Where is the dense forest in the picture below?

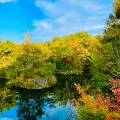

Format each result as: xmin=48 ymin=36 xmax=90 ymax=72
xmin=0 ymin=31 xmax=104 ymax=89
xmin=0 ymin=0 xmax=120 ymax=119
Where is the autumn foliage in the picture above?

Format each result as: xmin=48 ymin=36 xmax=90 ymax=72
xmin=73 ymin=78 xmax=120 ymax=120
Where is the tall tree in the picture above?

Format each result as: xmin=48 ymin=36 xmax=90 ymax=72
xmin=93 ymin=0 xmax=120 ymax=79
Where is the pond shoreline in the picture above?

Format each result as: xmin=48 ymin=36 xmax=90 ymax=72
xmin=7 ymin=75 xmax=57 ymax=90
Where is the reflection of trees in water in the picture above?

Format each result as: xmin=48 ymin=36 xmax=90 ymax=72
xmin=0 ymin=79 xmax=16 ymax=113
xmin=54 ymin=74 xmax=99 ymax=104
xmin=16 ymin=89 xmax=56 ymax=120
xmin=16 ymin=75 xmax=81 ymax=120
xmin=53 ymin=75 xmax=99 ymax=120
xmin=52 ymin=75 xmax=81 ymax=120
xmin=0 ymin=88 xmax=16 ymax=113
xmin=0 ymin=75 xmax=98 ymax=119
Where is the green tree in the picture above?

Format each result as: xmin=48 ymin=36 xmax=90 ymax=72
xmin=0 ymin=40 xmax=16 ymax=68
xmin=114 ymin=0 xmax=120 ymax=18
xmin=90 ymin=0 xmax=120 ymax=90
xmin=49 ymin=32 xmax=92 ymax=74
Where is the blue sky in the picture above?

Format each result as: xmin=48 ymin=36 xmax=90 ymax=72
xmin=0 ymin=0 xmax=113 ymax=43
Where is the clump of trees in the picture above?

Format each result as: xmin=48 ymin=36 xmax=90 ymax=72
xmin=90 ymin=0 xmax=120 ymax=90
xmin=0 ymin=31 xmax=102 ymax=89
xmin=73 ymin=0 xmax=120 ymax=119
xmin=0 ymin=0 xmax=119 ymax=91
xmin=0 ymin=33 xmax=57 ymax=89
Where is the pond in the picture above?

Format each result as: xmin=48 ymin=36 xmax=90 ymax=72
xmin=0 ymin=75 xmax=85 ymax=120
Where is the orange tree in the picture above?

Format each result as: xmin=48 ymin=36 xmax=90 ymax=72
xmin=73 ymin=78 xmax=120 ymax=120
xmin=49 ymin=32 xmax=96 ymax=74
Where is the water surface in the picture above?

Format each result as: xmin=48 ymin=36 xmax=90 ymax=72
xmin=0 ymin=75 xmax=80 ymax=120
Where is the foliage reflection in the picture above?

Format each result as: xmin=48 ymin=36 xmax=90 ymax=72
xmin=0 ymin=79 xmax=16 ymax=113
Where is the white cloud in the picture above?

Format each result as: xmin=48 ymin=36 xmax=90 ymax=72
xmin=33 ymin=21 xmax=51 ymax=29
xmin=0 ymin=0 xmax=18 ymax=3
xmin=32 ymin=0 xmax=113 ymax=42
xmin=92 ymin=25 xmax=105 ymax=30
